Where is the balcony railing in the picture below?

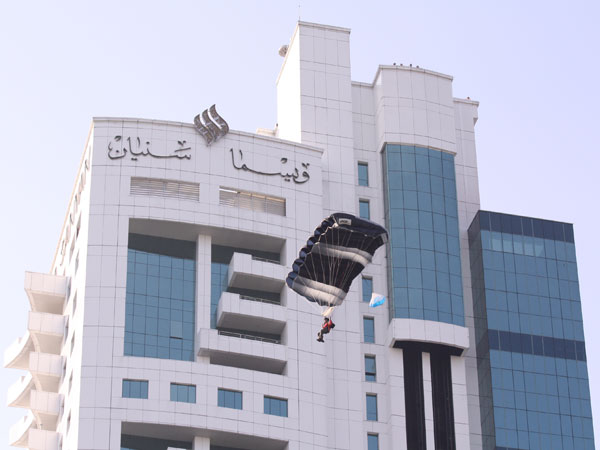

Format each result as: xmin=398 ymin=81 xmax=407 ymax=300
xmin=239 ymin=294 xmax=280 ymax=306
xmin=218 ymin=330 xmax=280 ymax=345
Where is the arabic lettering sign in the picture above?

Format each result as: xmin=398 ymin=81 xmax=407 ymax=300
xmin=230 ymin=148 xmax=310 ymax=184
xmin=194 ymin=104 xmax=229 ymax=145
xmin=107 ymin=136 xmax=192 ymax=161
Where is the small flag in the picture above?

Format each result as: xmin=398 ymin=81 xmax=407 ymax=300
xmin=369 ymin=293 xmax=386 ymax=307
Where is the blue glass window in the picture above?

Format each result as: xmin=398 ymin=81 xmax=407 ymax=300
xmin=358 ymin=162 xmax=369 ymax=186
xmin=365 ymin=355 xmax=376 ymax=381
xmin=383 ymin=145 xmax=464 ymax=326
xmin=359 ymin=200 xmax=370 ymax=220
xmin=364 ymin=317 xmax=375 ymax=343
xmin=367 ymin=434 xmax=379 ymax=450
xmin=125 ymin=234 xmax=196 ymax=361
xmin=122 ymin=379 xmax=148 ymax=399
xmin=170 ymin=383 xmax=196 ymax=403
xmin=366 ymin=394 xmax=378 ymax=421
xmin=264 ymin=396 xmax=288 ymax=417
xmin=218 ymin=388 xmax=242 ymax=410
xmin=362 ymin=277 xmax=373 ymax=302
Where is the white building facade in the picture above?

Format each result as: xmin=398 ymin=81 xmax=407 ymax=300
xmin=6 ymin=21 xmax=484 ymax=450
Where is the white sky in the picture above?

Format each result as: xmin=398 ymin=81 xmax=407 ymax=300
xmin=1 ymin=0 xmax=599 ymax=447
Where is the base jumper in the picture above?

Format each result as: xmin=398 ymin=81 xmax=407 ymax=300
xmin=317 ymin=317 xmax=335 ymax=342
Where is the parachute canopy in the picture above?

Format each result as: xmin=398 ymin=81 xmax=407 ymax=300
xmin=286 ymin=212 xmax=388 ymax=311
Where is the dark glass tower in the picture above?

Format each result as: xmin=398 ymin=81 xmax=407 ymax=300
xmin=469 ymin=211 xmax=594 ymax=450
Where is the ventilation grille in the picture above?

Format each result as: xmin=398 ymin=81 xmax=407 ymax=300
xmin=219 ymin=187 xmax=286 ymax=216
xmin=130 ymin=177 xmax=199 ymax=201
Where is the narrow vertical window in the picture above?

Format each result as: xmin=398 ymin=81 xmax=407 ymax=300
xmin=359 ymin=200 xmax=370 ymax=220
xmin=364 ymin=317 xmax=375 ymax=343
xmin=367 ymin=434 xmax=379 ymax=450
xmin=362 ymin=277 xmax=373 ymax=302
xmin=358 ymin=162 xmax=369 ymax=186
xmin=366 ymin=394 xmax=378 ymax=421
xmin=365 ymin=355 xmax=377 ymax=381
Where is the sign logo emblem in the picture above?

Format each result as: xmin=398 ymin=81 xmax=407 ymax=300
xmin=194 ymin=104 xmax=229 ymax=145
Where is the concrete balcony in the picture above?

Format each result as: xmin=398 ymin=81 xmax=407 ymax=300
xmin=197 ymin=328 xmax=287 ymax=374
xmin=216 ymin=292 xmax=286 ymax=336
xmin=28 ymin=311 xmax=65 ymax=355
xmin=9 ymin=412 xmax=35 ymax=448
xmin=24 ymin=272 xmax=68 ymax=314
xmin=227 ymin=252 xmax=286 ymax=293
xmin=26 ymin=429 xmax=60 ymax=450
xmin=29 ymin=352 xmax=63 ymax=393
xmin=7 ymin=373 xmax=34 ymax=408
xmin=9 ymin=413 xmax=59 ymax=450
xmin=30 ymin=390 xmax=61 ymax=431
xmin=4 ymin=331 xmax=34 ymax=370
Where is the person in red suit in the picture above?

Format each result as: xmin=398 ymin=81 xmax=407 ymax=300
xmin=317 ymin=317 xmax=335 ymax=342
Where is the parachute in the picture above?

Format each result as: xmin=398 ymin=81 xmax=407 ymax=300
xmin=286 ymin=212 xmax=388 ymax=317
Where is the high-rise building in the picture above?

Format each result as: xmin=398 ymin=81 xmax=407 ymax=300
xmin=469 ymin=212 xmax=594 ymax=450
xmin=4 ymin=21 xmax=594 ymax=450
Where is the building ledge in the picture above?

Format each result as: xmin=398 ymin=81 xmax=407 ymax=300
xmin=197 ymin=329 xmax=287 ymax=374
xmin=386 ymin=318 xmax=469 ymax=353
xmin=216 ymin=292 xmax=286 ymax=335
xmin=24 ymin=272 xmax=68 ymax=315
xmin=7 ymin=373 xmax=34 ymax=408
xmin=227 ymin=252 xmax=286 ymax=293
xmin=4 ymin=331 xmax=34 ymax=370
xmin=28 ymin=311 xmax=65 ymax=355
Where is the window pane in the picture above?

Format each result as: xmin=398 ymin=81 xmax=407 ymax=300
xmin=362 ymin=277 xmax=373 ymax=302
xmin=124 ymin=236 xmax=196 ymax=362
xmin=359 ymin=200 xmax=370 ymax=220
xmin=365 ymin=356 xmax=377 ymax=382
xmin=358 ymin=162 xmax=369 ymax=186
xmin=264 ymin=396 xmax=288 ymax=417
xmin=218 ymin=388 xmax=241 ymax=409
xmin=123 ymin=380 xmax=148 ymax=399
xmin=364 ymin=317 xmax=375 ymax=343
xmin=368 ymin=434 xmax=379 ymax=450
xmin=366 ymin=394 xmax=378 ymax=421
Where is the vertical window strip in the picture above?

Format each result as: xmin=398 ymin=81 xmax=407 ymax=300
xmin=366 ymin=394 xmax=378 ymax=421
xmin=367 ymin=433 xmax=379 ymax=450
xmin=430 ymin=349 xmax=456 ymax=450
xmin=404 ymin=347 xmax=426 ymax=450
xmin=359 ymin=199 xmax=370 ymax=220
xmin=362 ymin=277 xmax=373 ymax=302
xmin=365 ymin=355 xmax=377 ymax=382
xmin=358 ymin=162 xmax=369 ymax=186
xmin=364 ymin=317 xmax=375 ymax=343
